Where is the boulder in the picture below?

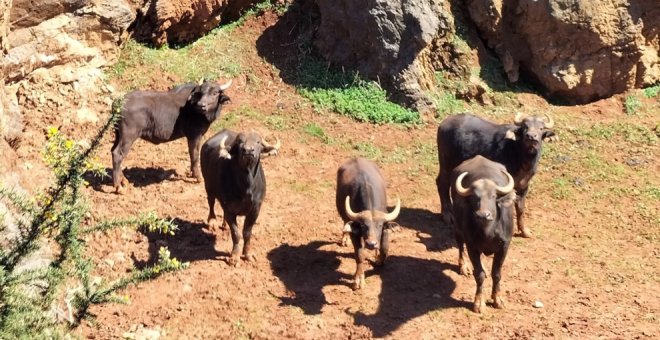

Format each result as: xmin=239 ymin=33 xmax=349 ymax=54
xmin=133 ymin=0 xmax=262 ymax=47
xmin=313 ymin=0 xmax=458 ymax=112
xmin=0 ymin=0 xmax=134 ymax=135
xmin=466 ymin=0 xmax=660 ymax=103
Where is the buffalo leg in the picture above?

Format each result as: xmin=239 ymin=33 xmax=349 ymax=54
xmin=187 ymin=136 xmax=203 ymax=182
xmin=225 ymin=214 xmax=241 ymax=266
xmin=467 ymin=247 xmax=486 ymax=313
xmin=375 ymin=228 xmax=390 ymax=266
xmin=351 ymin=233 xmax=367 ymax=290
xmin=206 ymin=193 xmax=217 ymax=226
xmin=455 ymin=230 xmax=471 ymax=276
xmin=111 ymin=133 xmax=137 ymax=194
xmin=491 ymin=244 xmax=509 ymax=309
xmin=241 ymin=211 xmax=258 ymax=262
xmin=515 ymin=189 xmax=532 ymax=238
xmin=436 ymin=169 xmax=452 ymax=225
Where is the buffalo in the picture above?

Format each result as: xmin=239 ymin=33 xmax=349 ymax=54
xmin=336 ymin=157 xmax=401 ymax=290
xmin=436 ymin=112 xmax=556 ymax=237
xmin=111 ymin=79 xmax=232 ymax=193
xmin=451 ymin=155 xmax=516 ymax=313
xmin=201 ymin=129 xmax=280 ymax=266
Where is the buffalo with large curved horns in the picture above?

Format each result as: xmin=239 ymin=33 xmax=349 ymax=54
xmin=336 ymin=157 xmax=401 ymax=290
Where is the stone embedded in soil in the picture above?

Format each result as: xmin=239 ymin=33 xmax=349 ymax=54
xmin=533 ymin=300 xmax=544 ymax=308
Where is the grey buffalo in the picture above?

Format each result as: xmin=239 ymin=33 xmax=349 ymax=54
xmin=436 ymin=112 xmax=556 ymax=237
xmin=336 ymin=157 xmax=400 ymax=290
xmin=201 ymin=129 xmax=280 ymax=266
xmin=451 ymin=155 xmax=516 ymax=313
xmin=111 ymin=79 xmax=232 ymax=193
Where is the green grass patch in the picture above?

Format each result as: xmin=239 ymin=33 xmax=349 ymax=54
xmin=643 ymin=84 xmax=660 ymax=98
xmin=624 ymin=95 xmax=642 ymax=115
xmin=296 ymin=58 xmax=420 ymax=124
xmin=571 ymin=122 xmax=658 ymax=146
xmin=264 ymin=114 xmax=290 ymax=131
xmin=210 ymin=111 xmax=239 ymax=131
xmin=432 ymin=91 xmax=464 ymax=119
xmin=110 ymin=29 xmax=243 ymax=91
xmin=352 ymin=142 xmax=383 ymax=160
xmin=550 ymin=176 xmax=574 ymax=199
xmin=302 ymin=123 xmax=332 ymax=144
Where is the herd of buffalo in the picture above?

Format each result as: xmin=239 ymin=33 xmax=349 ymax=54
xmin=110 ymin=79 xmax=557 ymax=313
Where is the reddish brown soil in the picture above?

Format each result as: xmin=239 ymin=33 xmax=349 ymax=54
xmin=12 ymin=11 xmax=658 ymax=340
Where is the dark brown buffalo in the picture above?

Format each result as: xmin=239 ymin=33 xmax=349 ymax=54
xmin=437 ymin=112 xmax=556 ymax=237
xmin=111 ymin=79 xmax=232 ymax=193
xmin=451 ymin=155 xmax=516 ymax=313
xmin=201 ymin=129 xmax=280 ymax=266
xmin=336 ymin=157 xmax=401 ymax=290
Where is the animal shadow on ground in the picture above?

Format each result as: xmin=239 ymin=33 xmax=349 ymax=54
xmin=267 ymin=240 xmax=353 ymax=315
xmin=84 ymin=167 xmax=178 ymax=192
xmin=132 ymin=217 xmax=225 ymax=268
xmin=350 ymin=256 xmax=470 ymax=337
xmin=396 ymin=206 xmax=455 ymax=253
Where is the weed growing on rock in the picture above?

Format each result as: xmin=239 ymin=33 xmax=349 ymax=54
xmin=0 ymin=102 xmax=187 ymax=337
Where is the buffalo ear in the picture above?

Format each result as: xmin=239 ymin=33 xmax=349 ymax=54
xmin=504 ymin=128 xmax=518 ymax=141
xmin=187 ymin=87 xmax=201 ymax=102
xmin=497 ymin=192 xmax=516 ymax=208
xmin=384 ymin=221 xmax=401 ymax=232
xmin=219 ymin=94 xmax=231 ymax=104
xmin=543 ymin=130 xmax=558 ymax=142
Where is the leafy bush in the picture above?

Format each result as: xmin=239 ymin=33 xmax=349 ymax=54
xmin=296 ymin=58 xmax=420 ymax=124
xmin=0 ymin=103 xmax=187 ymax=337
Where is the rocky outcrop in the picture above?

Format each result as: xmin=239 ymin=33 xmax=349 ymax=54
xmin=0 ymin=0 xmax=134 ymax=133
xmin=313 ymin=0 xmax=460 ymax=112
xmin=466 ymin=0 xmax=660 ymax=103
xmin=133 ymin=0 xmax=262 ymax=47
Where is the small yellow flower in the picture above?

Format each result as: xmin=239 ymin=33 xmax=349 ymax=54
xmin=47 ymin=127 xmax=59 ymax=137
xmin=64 ymin=140 xmax=74 ymax=149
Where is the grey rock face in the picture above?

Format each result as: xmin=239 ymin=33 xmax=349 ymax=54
xmin=313 ymin=0 xmax=453 ymax=112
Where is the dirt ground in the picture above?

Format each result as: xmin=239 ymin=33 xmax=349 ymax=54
xmin=10 ymin=11 xmax=657 ymax=339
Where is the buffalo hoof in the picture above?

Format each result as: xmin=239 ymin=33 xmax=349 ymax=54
xmin=352 ymin=274 xmax=365 ymax=290
xmin=120 ymin=177 xmax=128 ymax=186
xmin=114 ymin=186 xmax=125 ymax=195
xmin=207 ymin=217 xmax=218 ymax=228
xmin=473 ymin=293 xmax=485 ymax=313
xmin=492 ymin=294 xmax=505 ymax=309
xmin=340 ymin=233 xmax=350 ymax=247
xmin=518 ymin=227 xmax=533 ymax=238
xmin=227 ymin=254 xmax=241 ymax=267
xmin=227 ymin=256 xmax=241 ymax=267
xmin=459 ymin=262 xmax=472 ymax=277
xmin=241 ymin=254 xmax=256 ymax=262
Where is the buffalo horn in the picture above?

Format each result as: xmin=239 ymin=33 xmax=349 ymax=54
xmin=495 ymin=171 xmax=515 ymax=195
xmin=345 ymin=196 xmax=361 ymax=222
xmin=218 ymin=135 xmax=231 ymax=159
xmin=384 ymin=197 xmax=401 ymax=222
xmin=513 ymin=111 xmax=524 ymax=125
xmin=455 ymin=172 xmax=472 ymax=197
xmin=262 ymin=136 xmax=281 ymax=156
xmin=219 ymin=79 xmax=233 ymax=91
xmin=542 ymin=113 xmax=555 ymax=129
xmin=198 ymin=77 xmax=205 ymax=85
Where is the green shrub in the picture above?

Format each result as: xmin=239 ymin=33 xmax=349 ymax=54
xmin=0 ymin=103 xmax=187 ymax=337
xmin=643 ymin=84 xmax=660 ymax=98
xmin=624 ymin=95 xmax=642 ymax=115
xmin=296 ymin=58 xmax=420 ymax=124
